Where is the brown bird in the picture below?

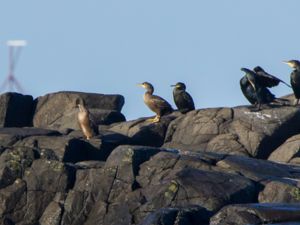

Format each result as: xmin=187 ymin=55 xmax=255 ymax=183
xmin=138 ymin=82 xmax=173 ymax=123
xmin=77 ymin=103 xmax=98 ymax=140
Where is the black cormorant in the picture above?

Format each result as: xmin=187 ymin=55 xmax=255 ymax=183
xmin=253 ymin=66 xmax=291 ymax=88
xmin=240 ymin=68 xmax=276 ymax=109
xmin=138 ymin=82 xmax=173 ymax=122
xmin=283 ymin=60 xmax=300 ymax=105
xmin=171 ymin=82 xmax=195 ymax=113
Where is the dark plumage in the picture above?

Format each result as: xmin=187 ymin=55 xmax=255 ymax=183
xmin=253 ymin=66 xmax=291 ymax=88
xmin=240 ymin=68 xmax=276 ymax=109
xmin=171 ymin=82 xmax=195 ymax=113
xmin=138 ymin=82 xmax=173 ymax=122
xmin=283 ymin=60 xmax=300 ymax=105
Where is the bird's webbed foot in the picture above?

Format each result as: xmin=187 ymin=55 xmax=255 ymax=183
xmin=147 ymin=115 xmax=161 ymax=123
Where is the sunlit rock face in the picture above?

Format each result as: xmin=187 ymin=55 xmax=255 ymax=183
xmin=1 ymin=91 xmax=300 ymax=225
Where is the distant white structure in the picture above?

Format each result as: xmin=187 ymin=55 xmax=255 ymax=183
xmin=0 ymin=40 xmax=27 ymax=93
xmin=7 ymin=40 xmax=27 ymax=47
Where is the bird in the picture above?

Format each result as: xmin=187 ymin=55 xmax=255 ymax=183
xmin=171 ymin=82 xmax=195 ymax=113
xmin=253 ymin=66 xmax=291 ymax=88
xmin=283 ymin=60 xmax=300 ymax=105
xmin=138 ymin=82 xmax=173 ymax=123
xmin=240 ymin=68 xmax=276 ymax=110
xmin=77 ymin=102 xmax=98 ymax=140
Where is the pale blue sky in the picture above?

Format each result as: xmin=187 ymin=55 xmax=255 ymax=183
xmin=0 ymin=1 xmax=299 ymax=119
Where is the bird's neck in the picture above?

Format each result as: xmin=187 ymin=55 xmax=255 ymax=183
xmin=145 ymin=88 xmax=153 ymax=95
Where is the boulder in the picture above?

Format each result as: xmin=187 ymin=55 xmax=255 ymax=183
xmin=258 ymin=180 xmax=300 ymax=203
xmin=139 ymin=205 xmax=211 ymax=225
xmin=210 ymin=203 xmax=300 ymax=225
xmin=0 ymin=92 xmax=34 ymax=127
xmin=268 ymin=134 xmax=300 ymax=164
xmin=216 ymin=155 xmax=294 ymax=182
xmin=33 ymin=91 xmax=125 ymax=130
xmin=164 ymin=106 xmax=300 ymax=158
xmin=13 ymin=131 xmax=129 ymax=163
xmin=108 ymin=112 xmax=180 ymax=147
xmin=0 ymin=128 xmax=61 ymax=148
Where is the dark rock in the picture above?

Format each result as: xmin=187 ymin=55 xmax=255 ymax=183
xmin=0 ymin=92 xmax=34 ymax=127
xmin=210 ymin=203 xmax=300 ymax=225
xmin=0 ymin=179 xmax=26 ymax=217
xmin=39 ymin=193 xmax=65 ymax=225
xmin=164 ymin=106 xmax=300 ymax=158
xmin=13 ymin=132 xmax=127 ymax=163
xmin=216 ymin=155 xmax=294 ymax=182
xmin=0 ymin=147 xmax=35 ymax=188
xmin=21 ymin=159 xmax=75 ymax=224
xmin=0 ymin=128 xmax=61 ymax=149
xmin=33 ymin=91 xmax=125 ymax=130
xmin=139 ymin=205 xmax=211 ymax=225
xmin=109 ymin=112 xmax=180 ymax=147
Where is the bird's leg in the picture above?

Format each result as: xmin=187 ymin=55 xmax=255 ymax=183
xmin=256 ymin=103 xmax=262 ymax=111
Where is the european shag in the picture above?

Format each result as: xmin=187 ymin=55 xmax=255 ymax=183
xmin=77 ymin=103 xmax=99 ymax=140
xmin=138 ymin=82 xmax=173 ymax=122
xmin=240 ymin=68 xmax=276 ymax=109
xmin=253 ymin=66 xmax=291 ymax=88
xmin=171 ymin=82 xmax=195 ymax=113
xmin=283 ymin=60 xmax=300 ymax=105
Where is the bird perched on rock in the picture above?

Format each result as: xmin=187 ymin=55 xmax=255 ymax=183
xmin=138 ymin=82 xmax=173 ymax=123
xmin=253 ymin=66 xmax=291 ymax=88
xmin=77 ymin=102 xmax=98 ymax=140
xmin=171 ymin=82 xmax=195 ymax=113
xmin=283 ymin=60 xmax=300 ymax=105
xmin=240 ymin=68 xmax=277 ymax=110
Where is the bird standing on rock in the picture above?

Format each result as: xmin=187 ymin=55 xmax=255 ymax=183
xmin=138 ymin=82 xmax=173 ymax=123
xmin=240 ymin=68 xmax=276 ymax=110
xmin=171 ymin=82 xmax=195 ymax=113
xmin=283 ymin=60 xmax=300 ymax=105
xmin=77 ymin=103 xmax=98 ymax=140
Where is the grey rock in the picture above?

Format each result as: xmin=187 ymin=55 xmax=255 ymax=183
xmin=258 ymin=180 xmax=300 ymax=203
xmin=269 ymin=134 xmax=300 ymax=164
xmin=33 ymin=91 xmax=125 ymax=130
xmin=109 ymin=112 xmax=180 ymax=147
xmin=0 ymin=92 xmax=34 ymax=128
xmin=164 ymin=106 xmax=300 ymax=158
xmin=210 ymin=203 xmax=300 ymax=225
xmin=139 ymin=205 xmax=211 ymax=225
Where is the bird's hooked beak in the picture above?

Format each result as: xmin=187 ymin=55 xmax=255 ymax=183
xmin=137 ymin=83 xmax=145 ymax=89
xmin=170 ymin=84 xmax=176 ymax=87
xmin=282 ymin=60 xmax=293 ymax=68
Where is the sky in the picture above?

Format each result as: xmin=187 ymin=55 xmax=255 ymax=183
xmin=0 ymin=1 xmax=299 ymax=120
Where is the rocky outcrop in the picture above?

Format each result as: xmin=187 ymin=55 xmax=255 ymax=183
xmin=1 ymin=91 xmax=300 ymax=224
xmin=164 ymin=106 xmax=300 ymax=158
xmin=33 ymin=91 xmax=125 ymax=130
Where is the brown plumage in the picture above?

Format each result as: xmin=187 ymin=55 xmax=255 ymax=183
xmin=77 ymin=104 xmax=98 ymax=140
xmin=138 ymin=82 xmax=173 ymax=122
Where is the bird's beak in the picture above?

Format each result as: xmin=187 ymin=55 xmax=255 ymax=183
xmin=170 ymin=84 xmax=176 ymax=87
xmin=137 ymin=83 xmax=143 ymax=87
xmin=282 ymin=61 xmax=289 ymax=64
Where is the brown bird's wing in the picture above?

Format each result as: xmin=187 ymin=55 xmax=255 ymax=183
xmin=149 ymin=95 xmax=173 ymax=114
